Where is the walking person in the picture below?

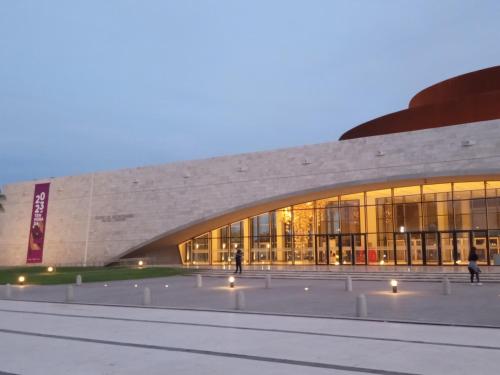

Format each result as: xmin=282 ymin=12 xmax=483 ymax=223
xmin=234 ymin=248 xmax=243 ymax=274
xmin=468 ymin=246 xmax=482 ymax=285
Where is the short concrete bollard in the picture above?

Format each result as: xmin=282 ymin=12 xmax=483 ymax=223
xmin=5 ymin=283 xmax=12 ymax=299
xmin=76 ymin=274 xmax=82 ymax=286
xmin=345 ymin=275 xmax=353 ymax=292
xmin=65 ymin=285 xmax=74 ymax=303
xmin=143 ymin=287 xmax=151 ymax=305
xmin=356 ymin=294 xmax=367 ymax=318
xmin=195 ymin=274 xmax=203 ymax=288
xmin=235 ymin=291 xmax=246 ymax=310
xmin=265 ymin=274 xmax=272 ymax=289
xmin=442 ymin=277 xmax=451 ymax=295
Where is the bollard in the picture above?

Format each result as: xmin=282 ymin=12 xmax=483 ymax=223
xmin=143 ymin=287 xmax=151 ymax=306
xmin=76 ymin=274 xmax=82 ymax=286
xmin=356 ymin=294 xmax=367 ymax=318
xmin=345 ymin=275 xmax=352 ymax=292
xmin=65 ymin=285 xmax=74 ymax=303
xmin=442 ymin=277 xmax=451 ymax=295
xmin=195 ymin=274 xmax=203 ymax=288
xmin=5 ymin=283 xmax=12 ymax=299
xmin=235 ymin=291 xmax=246 ymax=310
xmin=265 ymin=274 xmax=272 ymax=289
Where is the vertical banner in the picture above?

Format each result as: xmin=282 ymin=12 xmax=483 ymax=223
xmin=26 ymin=183 xmax=50 ymax=263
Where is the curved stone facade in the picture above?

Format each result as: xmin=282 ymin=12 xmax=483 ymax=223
xmin=1 ymin=119 xmax=500 ymax=266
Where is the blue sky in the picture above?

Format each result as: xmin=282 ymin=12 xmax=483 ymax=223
xmin=1 ymin=0 xmax=500 ymax=184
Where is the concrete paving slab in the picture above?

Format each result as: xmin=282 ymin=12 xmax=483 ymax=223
xmin=0 ymin=300 xmax=499 ymax=375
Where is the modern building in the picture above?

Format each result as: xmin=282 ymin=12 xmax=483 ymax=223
xmin=1 ymin=66 xmax=500 ymax=267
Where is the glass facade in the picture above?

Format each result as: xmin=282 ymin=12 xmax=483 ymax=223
xmin=178 ymin=180 xmax=500 ymax=266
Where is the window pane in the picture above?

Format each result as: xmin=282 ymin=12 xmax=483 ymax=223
xmin=422 ymin=183 xmax=451 ymax=194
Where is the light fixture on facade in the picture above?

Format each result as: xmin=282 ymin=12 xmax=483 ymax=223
xmin=399 ymin=226 xmax=405 ymax=233
xmin=228 ymin=276 xmax=235 ymax=288
xmin=222 ymin=243 xmax=226 ymax=249
xmin=379 ymin=260 xmax=385 ymax=265
xmin=138 ymin=260 xmax=144 ymax=267
xmin=391 ymin=279 xmax=398 ymax=293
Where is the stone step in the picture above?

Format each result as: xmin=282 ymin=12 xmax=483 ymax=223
xmin=197 ymin=270 xmax=500 ymax=282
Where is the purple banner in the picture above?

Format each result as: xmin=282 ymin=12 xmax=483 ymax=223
xmin=26 ymin=183 xmax=50 ymax=263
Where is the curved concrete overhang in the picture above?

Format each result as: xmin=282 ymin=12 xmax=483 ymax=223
xmin=339 ymin=66 xmax=500 ymax=140
xmin=113 ymin=170 xmax=500 ymax=264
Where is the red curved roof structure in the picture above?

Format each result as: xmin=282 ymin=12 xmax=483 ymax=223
xmin=339 ymin=66 xmax=500 ymax=140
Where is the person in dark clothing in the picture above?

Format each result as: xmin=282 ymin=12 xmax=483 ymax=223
xmin=468 ymin=247 xmax=482 ymax=285
xmin=234 ymin=248 xmax=243 ymax=274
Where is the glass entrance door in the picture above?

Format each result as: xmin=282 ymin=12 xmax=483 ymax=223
xmin=341 ymin=235 xmax=353 ymax=265
xmin=455 ymin=232 xmax=470 ymax=265
xmin=354 ymin=234 xmax=366 ymax=265
xmin=316 ymin=235 xmax=328 ymax=265
xmin=394 ymin=233 xmax=408 ymax=265
xmin=328 ymin=235 xmax=340 ymax=265
xmin=410 ymin=233 xmax=424 ymax=265
xmin=424 ymin=232 xmax=440 ymax=265
xmin=471 ymin=231 xmax=488 ymax=265
xmin=440 ymin=232 xmax=454 ymax=265
xmin=489 ymin=230 xmax=500 ymax=265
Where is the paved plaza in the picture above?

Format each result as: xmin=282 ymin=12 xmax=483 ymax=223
xmin=1 ymin=299 xmax=500 ymax=375
xmin=2 ymin=274 xmax=500 ymax=374
xmin=2 ymin=274 xmax=500 ymax=326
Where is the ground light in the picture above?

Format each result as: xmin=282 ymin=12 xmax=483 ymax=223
xmin=18 ymin=276 xmax=25 ymax=285
xmin=47 ymin=266 xmax=54 ymax=273
xmin=391 ymin=279 xmax=398 ymax=293
xmin=228 ymin=276 xmax=235 ymax=288
xmin=138 ymin=260 xmax=144 ymax=267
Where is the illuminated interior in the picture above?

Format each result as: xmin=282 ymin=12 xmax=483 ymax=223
xmin=179 ymin=181 xmax=500 ymax=266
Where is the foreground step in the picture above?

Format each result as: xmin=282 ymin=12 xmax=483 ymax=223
xmin=197 ymin=270 xmax=500 ymax=282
